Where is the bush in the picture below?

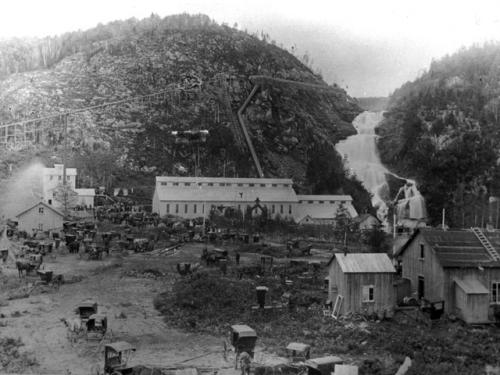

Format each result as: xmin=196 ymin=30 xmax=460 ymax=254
xmin=0 ymin=337 xmax=38 ymax=372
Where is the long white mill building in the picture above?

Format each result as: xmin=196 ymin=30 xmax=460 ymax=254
xmin=152 ymin=176 xmax=358 ymax=224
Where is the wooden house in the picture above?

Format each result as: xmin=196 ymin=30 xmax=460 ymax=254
xmin=327 ymin=253 xmax=396 ymax=316
xmin=16 ymin=201 xmax=65 ymax=233
xmin=396 ymin=228 xmax=500 ymax=323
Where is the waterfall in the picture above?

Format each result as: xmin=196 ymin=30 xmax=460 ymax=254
xmin=336 ymin=111 xmax=427 ymax=227
xmin=336 ymin=111 xmax=389 ymax=223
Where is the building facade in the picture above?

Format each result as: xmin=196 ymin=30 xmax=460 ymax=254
xmin=397 ymin=228 xmax=500 ymax=323
xmin=295 ymin=195 xmax=357 ymax=225
xmin=152 ymin=176 xmax=358 ymax=223
xmin=16 ymin=201 xmax=65 ymax=233
xmin=152 ymin=176 xmax=297 ymax=220
xmin=74 ymin=188 xmax=96 ymax=208
xmin=42 ymin=164 xmax=77 ymax=207
xmin=327 ymin=253 xmax=396 ymax=315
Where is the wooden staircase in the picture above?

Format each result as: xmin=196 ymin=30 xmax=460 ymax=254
xmin=471 ymin=227 xmax=500 ymax=261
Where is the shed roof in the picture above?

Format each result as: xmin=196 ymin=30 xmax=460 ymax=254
xmin=16 ymin=201 xmax=65 ymax=219
xmin=329 ymin=253 xmax=396 ymax=273
xmin=397 ymin=228 xmax=500 ymax=267
xmin=75 ymin=188 xmax=96 ymax=196
xmin=454 ymin=277 xmax=489 ymax=294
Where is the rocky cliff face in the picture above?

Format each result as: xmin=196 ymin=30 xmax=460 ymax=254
xmin=0 ymin=14 xmax=364 ymax=202
xmin=376 ymin=43 xmax=500 ymax=225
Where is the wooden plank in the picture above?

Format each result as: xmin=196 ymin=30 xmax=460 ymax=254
xmin=332 ymin=295 xmax=343 ymax=319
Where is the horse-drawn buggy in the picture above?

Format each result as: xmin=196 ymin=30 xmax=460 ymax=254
xmin=75 ymin=300 xmax=98 ymax=322
xmin=36 ymin=269 xmax=64 ymax=289
xmin=201 ymin=247 xmax=228 ymax=266
xmin=229 ymin=325 xmax=258 ymax=369
xmin=86 ymin=313 xmax=108 ymax=340
xmin=104 ymin=341 xmax=136 ymax=375
xmin=15 ymin=252 xmax=43 ymax=277
xmin=286 ymin=343 xmax=311 ymax=363
xmin=132 ymin=238 xmax=151 ymax=253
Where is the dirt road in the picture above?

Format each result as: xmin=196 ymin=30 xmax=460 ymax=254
xmin=0 ymin=244 xmax=251 ymax=375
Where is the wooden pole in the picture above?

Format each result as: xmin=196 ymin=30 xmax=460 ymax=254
xmin=62 ymin=114 xmax=68 ymax=214
xmin=496 ymin=200 xmax=499 ymax=229
xmin=442 ymin=208 xmax=445 ymax=230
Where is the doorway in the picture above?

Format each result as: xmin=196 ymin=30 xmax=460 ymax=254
xmin=418 ymin=276 xmax=425 ymax=299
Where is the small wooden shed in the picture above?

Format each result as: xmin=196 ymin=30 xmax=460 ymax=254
xmin=454 ymin=277 xmax=490 ymax=324
xmin=327 ymin=253 xmax=396 ymax=316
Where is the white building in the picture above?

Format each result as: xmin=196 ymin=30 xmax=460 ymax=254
xmin=16 ymin=201 xmax=65 ymax=233
xmin=295 ymin=195 xmax=357 ymax=225
xmin=42 ymin=164 xmax=77 ymax=207
xmin=74 ymin=188 xmax=96 ymax=208
xmin=152 ymin=176 xmax=358 ymax=223
xmin=152 ymin=176 xmax=297 ymax=220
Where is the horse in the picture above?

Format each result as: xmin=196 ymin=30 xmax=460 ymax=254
xmin=15 ymin=261 xmax=36 ymax=278
xmin=60 ymin=317 xmax=84 ymax=343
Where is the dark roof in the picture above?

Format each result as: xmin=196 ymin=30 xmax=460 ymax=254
xmin=398 ymin=228 xmax=500 ymax=268
xmin=353 ymin=213 xmax=381 ymax=224
xmin=16 ymin=201 xmax=65 ymax=219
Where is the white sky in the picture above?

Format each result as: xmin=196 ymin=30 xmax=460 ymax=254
xmin=1 ymin=0 xmax=500 ymax=96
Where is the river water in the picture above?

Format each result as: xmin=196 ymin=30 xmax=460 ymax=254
xmin=336 ymin=111 xmax=390 ymax=222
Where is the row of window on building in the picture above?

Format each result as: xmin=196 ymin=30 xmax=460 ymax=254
xmin=160 ymin=181 xmax=291 ymax=188
xmin=298 ymin=200 xmax=347 ymax=204
xmin=165 ymin=203 xmax=293 ymax=215
xmin=49 ymin=175 xmax=71 ymax=181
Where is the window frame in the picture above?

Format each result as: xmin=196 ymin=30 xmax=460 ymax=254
xmin=362 ymin=285 xmax=375 ymax=302
xmin=491 ymin=281 xmax=500 ymax=304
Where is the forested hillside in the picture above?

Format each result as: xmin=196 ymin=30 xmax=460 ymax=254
xmin=0 ymin=14 xmax=372 ymax=214
xmin=377 ymin=43 xmax=500 ymax=226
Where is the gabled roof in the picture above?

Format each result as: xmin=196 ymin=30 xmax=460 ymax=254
xmin=297 ymin=195 xmax=352 ymax=201
xmin=353 ymin=213 xmax=381 ymax=224
xmin=328 ymin=253 xmax=396 ymax=273
xmin=155 ymin=182 xmax=297 ymax=203
xmin=397 ymin=228 xmax=500 ymax=268
xmin=16 ymin=201 xmax=65 ymax=219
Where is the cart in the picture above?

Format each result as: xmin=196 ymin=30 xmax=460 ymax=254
xmin=37 ymin=270 xmax=53 ymax=284
xmin=75 ymin=300 xmax=98 ymax=322
xmin=286 ymin=343 xmax=311 ymax=362
xmin=230 ymin=325 xmax=258 ymax=369
xmin=86 ymin=313 xmax=108 ymax=340
xmin=304 ymin=356 xmax=343 ymax=375
xmin=104 ymin=341 xmax=136 ymax=375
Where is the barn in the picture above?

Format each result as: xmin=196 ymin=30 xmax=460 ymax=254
xmin=396 ymin=228 xmax=500 ymax=324
xmin=327 ymin=253 xmax=396 ymax=316
xmin=16 ymin=201 xmax=65 ymax=234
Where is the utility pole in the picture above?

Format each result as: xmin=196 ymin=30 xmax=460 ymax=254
xmin=62 ymin=114 xmax=68 ymax=215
